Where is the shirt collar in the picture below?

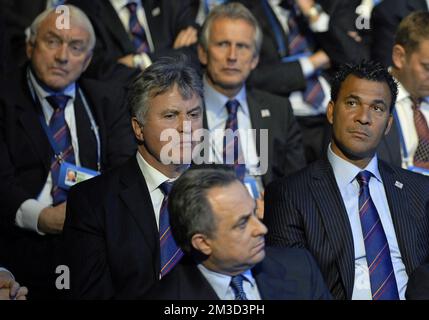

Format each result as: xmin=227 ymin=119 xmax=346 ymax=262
xmin=136 ymin=151 xmax=171 ymax=193
xmin=197 ymin=263 xmax=256 ymax=298
xmin=110 ymin=0 xmax=141 ymax=11
xmin=327 ymin=143 xmax=381 ymax=189
xmin=28 ymin=68 xmax=75 ymax=101
xmin=203 ymin=75 xmax=249 ymax=117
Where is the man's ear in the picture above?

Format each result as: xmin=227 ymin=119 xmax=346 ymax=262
xmin=392 ymin=44 xmax=406 ymax=70
xmin=326 ymin=101 xmax=335 ymax=125
xmin=131 ymin=117 xmax=144 ymax=142
xmin=26 ymin=40 xmax=34 ymax=60
xmin=198 ymin=44 xmax=208 ymax=66
xmin=191 ymin=233 xmax=212 ymax=256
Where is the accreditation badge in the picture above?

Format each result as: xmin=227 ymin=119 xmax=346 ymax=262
xmin=58 ymin=162 xmax=100 ymax=190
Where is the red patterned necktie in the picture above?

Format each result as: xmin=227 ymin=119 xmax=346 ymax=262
xmin=411 ymin=98 xmax=429 ymax=169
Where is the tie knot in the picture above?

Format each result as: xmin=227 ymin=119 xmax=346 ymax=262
xmin=159 ymin=181 xmax=173 ymax=196
xmin=356 ymin=170 xmax=372 ymax=187
xmin=126 ymin=1 xmax=138 ymax=13
xmin=411 ymin=97 xmax=422 ymax=110
xmin=225 ymin=100 xmax=240 ymax=116
xmin=46 ymin=94 xmax=70 ymax=110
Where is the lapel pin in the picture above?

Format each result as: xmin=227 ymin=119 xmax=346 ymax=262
xmin=152 ymin=7 xmax=161 ymax=16
xmin=261 ymin=109 xmax=271 ymax=118
xmin=394 ymin=181 xmax=403 ymax=189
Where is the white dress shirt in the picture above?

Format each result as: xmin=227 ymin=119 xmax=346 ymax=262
xmin=327 ymin=145 xmax=408 ymax=300
xmin=15 ymin=70 xmax=79 ymax=234
xmin=197 ymin=264 xmax=261 ymax=300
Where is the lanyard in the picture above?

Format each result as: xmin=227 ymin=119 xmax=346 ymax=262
xmin=392 ymin=109 xmax=409 ymax=164
xmin=261 ymin=0 xmax=288 ymax=58
xmin=26 ymin=71 xmax=102 ymax=172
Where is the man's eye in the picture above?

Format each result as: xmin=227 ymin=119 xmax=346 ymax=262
xmin=164 ymin=114 xmax=175 ymax=119
xmin=346 ymin=100 xmax=357 ymax=107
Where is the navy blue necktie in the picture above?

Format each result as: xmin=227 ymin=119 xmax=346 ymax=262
xmin=230 ymin=274 xmax=248 ymax=300
xmin=223 ymin=100 xmax=246 ymax=181
xmin=356 ymin=171 xmax=399 ymax=300
xmin=46 ymin=94 xmax=74 ymax=205
xmin=159 ymin=181 xmax=183 ymax=277
xmin=126 ymin=2 xmax=150 ymax=53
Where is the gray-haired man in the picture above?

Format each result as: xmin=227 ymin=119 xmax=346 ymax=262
xmin=63 ymin=55 xmax=204 ymax=299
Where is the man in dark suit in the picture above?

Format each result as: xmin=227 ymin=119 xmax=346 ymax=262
xmin=67 ymin=0 xmax=199 ymax=82
xmin=63 ymin=56 xmax=204 ymax=299
xmin=198 ymin=3 xmax=306 ymax=200
xmin=264 ymin=61 xmax=429 ymax=300
xmin=0 ymin=5 xmax=136 ymax=299
xmin=371 ymin=0 xmax=428 ymax=67
xmin=0 ymin=266 xmax=28 ymax=300
xmin=146 ymin=167 xmax=331 ymax=300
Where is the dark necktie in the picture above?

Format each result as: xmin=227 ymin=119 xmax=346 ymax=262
xmin=46 ymin=94 xmax=75 ymax=205
xmin=223 ymin=100 xmax=246 ymax=181
xmin=411 ymin=98 xmax=429 ymax=169
xmin=159 ymin=181 xmax=183 ymax=277
xmin=126 ymin=2 xmax=150 ymax=53
xmin=284 ymin=0 xmax=325 ymax=109
xmin=230 ymin=274 xmax=248 ymax=300
xmin=356 ymin=171 xmax=399 ymax=300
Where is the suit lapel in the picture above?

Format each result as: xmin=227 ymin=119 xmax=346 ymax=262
xmin=309 ymin=160 xmax=355 ymax=299
xmin=407 ymin=0 xmax=429 ymax=11
xmin=119 ymin=157 xmax=160 ymax=272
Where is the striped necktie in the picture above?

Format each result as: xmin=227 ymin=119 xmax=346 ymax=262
xmin=283 ymin=0 xmax=325 ymax=109
xmin=46 ymin=94 xmax=75 ymax=205
xmin=411 ymin=98 xmax=429 ymax=169
xmin=223 ymin=100 xmax=246 ymax=181
xmin=126 ymin=1 xmax=150 ymax=53
xmin=356 ymin=171 xmax=399 ymax=300
xmin=230 ymin=274 xmax=248 ymax=300
xmin=159 ymin=181 xmax=183 ymax=278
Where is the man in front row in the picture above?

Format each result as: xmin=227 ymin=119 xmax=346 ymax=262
xmin=264 ymin=61 xmax=429 ymax=300
xmin=146 ymin=167 xmax=331 ymax=300
xmin=63 ymin=56 xmax=204 ymax=299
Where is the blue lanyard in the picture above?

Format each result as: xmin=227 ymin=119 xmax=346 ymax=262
xmin=392 ymin=109 xmax=408 ymax=160
xmin=261 ymin=0 xmax=288 ymax=58
xmin=27 ymin=71 xmax=102 ymax=171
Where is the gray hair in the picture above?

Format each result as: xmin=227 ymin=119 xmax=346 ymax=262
xmin=28 ymin=5 xmax=96 ymax=51
xmin=199 ymin=2 xmax=263 ymax=56
xmin=128 ymin=55 xmax=204 ymax=125
xmin=168 ymin=166 xmax=239 ymax=256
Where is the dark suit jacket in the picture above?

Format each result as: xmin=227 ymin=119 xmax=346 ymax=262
xmin=203 ymin=87 xmax=306 ymax=186
xmin=68 ymin=0 xmax=198 ymax=81
xmin=234 ymin=0 xmax=368 ymax=96
xmin=0 ymin=67 xmax=136 ymax=298
xmin=406 ymin=262 xmax=429 ymax=299
xmin=145 ymin=247 xmax=331 ymax=300
xmin=63 ymin=156 xmax=161 ymax=299
xmin=371 ymin=0 xmax=428 ymax=67
xmin=264 ymin=159 xmax=429 ymax=299
xmin=377 ymin=119 xmax=402 ymax=167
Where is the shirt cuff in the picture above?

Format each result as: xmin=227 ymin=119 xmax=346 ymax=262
xmin=15 ymin=199 xmax=46 ymax=235
xmin=299 ymin=57 xmax=316 ymax=78
xmin=309 ymin=12 xmax=330 ymax=33
xmin=139 ymin=53 xmax=152 ymax=69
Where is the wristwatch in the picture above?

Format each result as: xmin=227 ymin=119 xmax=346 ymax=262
xmin=306 ymin=3 xmax=323 ymax=19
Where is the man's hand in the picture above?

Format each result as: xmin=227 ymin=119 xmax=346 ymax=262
xmin=173 ymin=26 xmax=198 ymax=49
xmin=117 ymin=54 xmax=135 ymax=68
xmin=37 ymin=202 xmax=67 ymax=234
xmin=0 ymin=271 xmax=28 ymax=300
xmin=296 ymin=0 xmax=315 ymax=14
xmin=309 ymin=50 xmax=330 ymax=70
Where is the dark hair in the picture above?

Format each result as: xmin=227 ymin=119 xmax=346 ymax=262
xmin=128 ymin=55 xmax=204 ymax=125
xmin=168 ymin=166 xmax=238 ymax=255
xmin=330 ymin=61 xmax=398 ymax=113
xmin=395 ymin=11 xmax=429 ymax=55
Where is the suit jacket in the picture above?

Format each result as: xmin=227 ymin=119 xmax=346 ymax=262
xmin=145 ymin=247 xmax=331 ymax=300
xmin=63 ymin=156 xmax=161 ymax=299
xmin=203 ymin=87 xmax=306 ymax=186
xmin=0 ymin=67 xmax=136 ymax=298
xmin=68 ymin=0 xmax=198 ymax=81
xmin=264 ymin=159 xmax=429 ymax=299
xmin=377 ymin=119 xmax=402 ymax=167
xmin=234 ymin=0 xmax=368 ymax=96
xmin=371 ymin=0 xmax=428 ymax=67
xmin=405 ymin=262 xmax=429 ymax=299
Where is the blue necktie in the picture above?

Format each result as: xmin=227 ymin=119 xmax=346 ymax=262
xmin=356 ymin=171 xmax=399 ymax=300
xmin=159 ymin=181 xmax=183 ymax=277
xmin=230 ymin=274 xmax=248 ymax=300
xmin=223 ymin=100 xmax=246 ymax=181
xmin=283 ymin=0 xmax=325 ymax=109
xmin=46 ymin=94 xmax=75 ymax=205
xmin=126 ymin=2 xmax=150 ymax=53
